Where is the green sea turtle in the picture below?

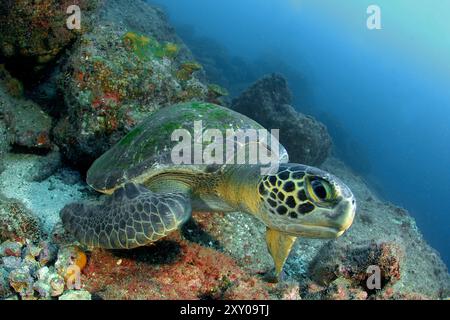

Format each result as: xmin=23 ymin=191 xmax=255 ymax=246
xmin=60 ymin=102 xmax=356 ymax=280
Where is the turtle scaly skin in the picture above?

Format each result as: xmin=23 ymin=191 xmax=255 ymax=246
xmin=61 ymin=102 xmax=356 ymax=280
xmin=62 ymin=183 xmax=191 ymax=249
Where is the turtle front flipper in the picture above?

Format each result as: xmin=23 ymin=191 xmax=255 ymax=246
xmin=60 ymin=183 xmax=192 ymax=249
xmin=265 ymin=228 xmax=297 ymax=282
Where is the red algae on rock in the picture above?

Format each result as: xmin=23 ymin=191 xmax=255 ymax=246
xmin=82 ymin=234 xmax=270 ymax=300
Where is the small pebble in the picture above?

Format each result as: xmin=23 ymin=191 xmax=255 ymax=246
xmin=0 ymin=241 xmax=23 ymax=257
xmin=59 ymin=289 xmax=92 ymax=300
xmin=2 ymin=256 xmax=22 ymax=271
xmin=9 ymin=265 xmax=34 ymax=298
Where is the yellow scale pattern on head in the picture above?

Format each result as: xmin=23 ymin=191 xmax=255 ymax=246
xmin=258 ymin=168 xmax=316 ymax=219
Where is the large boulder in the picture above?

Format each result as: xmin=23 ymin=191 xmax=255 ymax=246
xmin=53 ymin=1 xmax=209 ymax=168
xmin=0 ymin=0 xmax=99 ymax=77
xmin=29 ymin=0 xmax=207 ymax=111
xmin=54 ymin=27 xmax=207 ymax=167
xmin=232 ymin=74 xmax=331 ymax=166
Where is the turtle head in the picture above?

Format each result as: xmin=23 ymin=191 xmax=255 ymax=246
xmin=257 ymin=164 xmax=356 ymax=238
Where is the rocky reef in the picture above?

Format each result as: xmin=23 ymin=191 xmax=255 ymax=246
xmin=0 ymin=0 xmax=99 ymax=78
xmin=53 ymin=26 xmax=208 ymax=167
xmin=0 ymin=0 xmax=448 ymax=300
xmin=232 ymin=74 xmax=332 ymax=166
xmin=51 ymin=0 xmax=213 ymax=167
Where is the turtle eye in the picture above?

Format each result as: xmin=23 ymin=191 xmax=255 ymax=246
xmin=308 ymin=178 xmax=333 ymax=202
xmin=311 ymin=179 xmax=327 ymax=200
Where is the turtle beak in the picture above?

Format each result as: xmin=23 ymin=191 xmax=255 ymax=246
xmin=329 ymin=197 xmax=356 ymax=236
xmin=284 ymin=197 xmax=356 ymax=238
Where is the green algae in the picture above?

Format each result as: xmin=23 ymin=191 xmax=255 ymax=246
xmin=176 ymin=62 xmax=202 ymax=81
xmin=122 ymin=31 xmax=179 ymax=61
xmin=119 ymin=126 xmax=143 ymax=146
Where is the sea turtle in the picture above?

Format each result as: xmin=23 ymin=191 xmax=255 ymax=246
xmin=60 ymin=102 xmax=356 ymax=280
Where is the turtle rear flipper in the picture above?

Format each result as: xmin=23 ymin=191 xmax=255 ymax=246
xmin=60 ymin=183 xmax=192 ymax=249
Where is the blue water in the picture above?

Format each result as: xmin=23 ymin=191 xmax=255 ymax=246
xmin=149 ymin=0 xmax=450 ymax=266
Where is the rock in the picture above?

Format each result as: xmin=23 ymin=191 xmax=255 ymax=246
xmin=37 ymin=241 xmax=58 ymax=267
xmin=1 ymin=256 xmax=22 ymax=271
xmin=269 ymin=281 xmax=302 ymax=300
xmin=59 ymin=289 xmax=92 ymax=300
xmin=82 ymin=236 xmax=271 ymax=299
xmin=0 ymin=117 xmax=9 ymax=173
xmin=8 ymin=265 xmax=34 ymax=299
xmin=32 ymin=279 xmax=52 ymax=300
xmin=0 ymin=239 xmax=86 ymax=300
xmin=0 ymin=0 xmax=99 ymax=77
xmin=377 ymin=291 xmax=430 ymax=300
xmin=183 ymin=212 xmax=273 ymax=275
xmin=28 ymin=0 xmax=206 ymax=113
xmin=0 ymin=66 xmax=53 ymax=152
xmin=324 ymin=277 xmax=368 ymax=300
xmin=307 ymin=240 xmax=404 ymax=300
xmin=299 ymin=240 xmax=405 ymax=300
xmin=0 ymin=239 xmax=79 ymax=300
xmin=55 ymin=246 xmax=87 ymax=289
xmin=232 ymin=74 xmax=331 ymax=165
xmin=0 ymin=240 xmax=23 ymax=257
xmin=0 ymin=70 xmax=13 ymax=173
xmin=0 ymin=64 xmax=23 ymax=98
xmin=22 ymin=150 xmax=62 ymax=183
xmin=0 ymin=267 xmax=13 ymax=298
xmin=23 ymin=241 xmax=43 ymax=261
xmin=0 ymin=153 xmax=86 ymax=238
xmin=98 ymin=0 xmax=200 ymax=70
xmin=3 ymin=99 xmax=53 ymax=150
xmin=54 ymin=25 xmax=207 ymax=167
xmin=34 ymin=266 xmax=65 ymax=298
xmin=0 ymin=194 xmax=44 ymax=242
xmin=309 ymin=241 xmax=404 ymax=290
xmin=0 ymin=75 xmax=53 ymax=150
